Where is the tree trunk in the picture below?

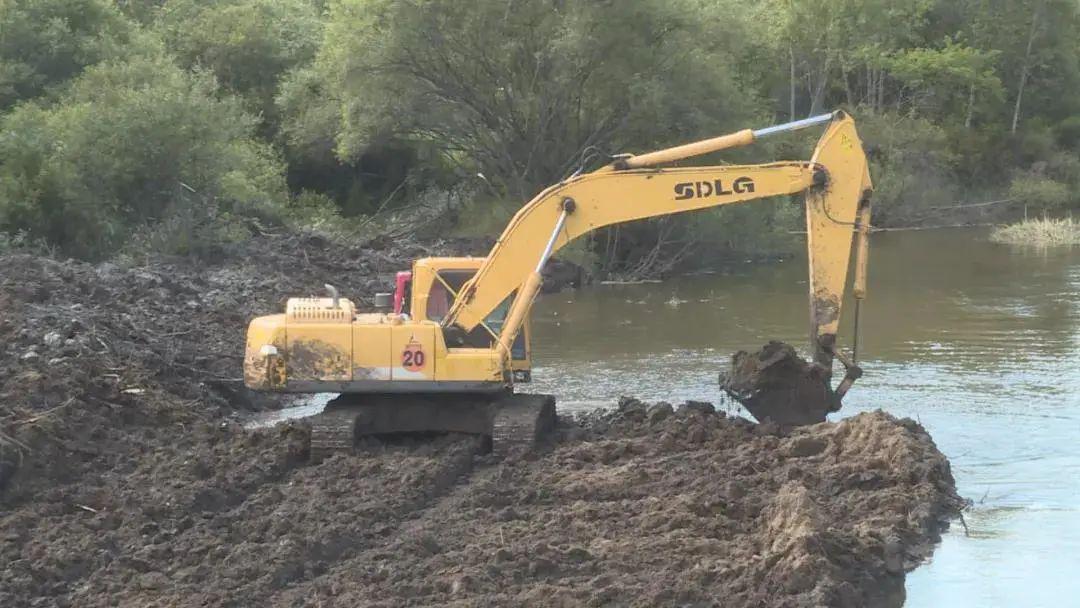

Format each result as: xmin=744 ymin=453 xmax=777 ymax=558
xmin=1012 ymin=1 xmax=1043 ymax=134
xmin=965 ymin=81 xmax=976 ymax=129
xmin=876 ymin=69 xmax=884 ymax=113
xmin=865 ymin=65 xmax=872 ymax=107
xmin=841 ymin=61 xmax=854 ymax=107
xmin=808 ymin=55 xmax=832 ymax=116
xmin=789 ymin=43 xmax=797 ymax=120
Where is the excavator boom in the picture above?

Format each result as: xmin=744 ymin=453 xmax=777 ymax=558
xmin=445 ymin=111 xmax=872 ymax=376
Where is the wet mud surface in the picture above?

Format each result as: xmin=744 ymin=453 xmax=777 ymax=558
xmin=1 ymin=233 xmax=962 ymax=607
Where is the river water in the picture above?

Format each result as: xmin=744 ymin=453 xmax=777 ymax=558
xmin=526 ymin=228 xmax=1080 ymax=607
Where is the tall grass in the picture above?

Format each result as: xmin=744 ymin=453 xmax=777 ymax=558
xmin=990 ymin=217 xmax=1080 ymax=246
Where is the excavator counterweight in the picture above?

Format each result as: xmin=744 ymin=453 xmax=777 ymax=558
xmin=244 ymin=110 xmax=873 ymax=455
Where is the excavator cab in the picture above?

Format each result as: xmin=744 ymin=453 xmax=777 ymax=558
xmin=394 ymin=258 xmax=532 ymax=381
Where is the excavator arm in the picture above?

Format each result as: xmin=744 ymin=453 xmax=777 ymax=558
xmin=444 ymin=111 xmax=873 ymax=378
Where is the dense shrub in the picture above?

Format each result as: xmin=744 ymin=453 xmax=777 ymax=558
xmin=152 ymin=0 xmax=323 ymax=125
xmin=852 ymin=113 xmax=959 ymax=225
xmin=1007 ymin=175 xmax=1073 ymax=212
xmin=0 ymin=0 xmax=137 ymax=110
xmin=0 ymin=55 xmax=288 ymax=258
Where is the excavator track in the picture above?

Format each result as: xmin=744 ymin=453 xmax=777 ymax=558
xmin=305 ymin=393 xmax=557 ymax=461
xmin=491 ymin=393 xmax=557 ymax=458
xmin=308 ymin=406 xmax=360 ymax=462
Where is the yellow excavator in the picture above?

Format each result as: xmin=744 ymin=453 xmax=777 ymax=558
xmin=244 ymin=110 xmax=873 ymax=456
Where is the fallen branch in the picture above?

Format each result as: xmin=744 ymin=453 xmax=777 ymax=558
xmin=0 ymin=430 xmax=32 ymax=452
xmin=11 ymin=397 xmax=76 ymax=426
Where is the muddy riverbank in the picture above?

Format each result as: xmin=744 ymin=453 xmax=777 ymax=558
xmin=0 ymin=232 xmax=962 ymax=606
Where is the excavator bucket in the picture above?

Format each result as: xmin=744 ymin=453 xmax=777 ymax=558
xmin=720 ymin=342 xmax=839 ymax=426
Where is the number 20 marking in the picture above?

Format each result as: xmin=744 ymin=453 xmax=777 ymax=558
xmin=402 ymin=349 xmax=425 ymax=370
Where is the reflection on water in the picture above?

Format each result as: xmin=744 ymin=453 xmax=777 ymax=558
xmin=528 ymin=228 xmax=1080 ymax=607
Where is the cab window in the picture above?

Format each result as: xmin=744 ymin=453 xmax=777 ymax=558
xmin=425 ymin=270 xmax=474 ymax=323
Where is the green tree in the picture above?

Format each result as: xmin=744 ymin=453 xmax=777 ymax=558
xmin=0 ymin=0 xmax=138 ymax=110
xmin=309 ymin=0 xmax=757 ymax=202
xmin=0 ymin=54 xmax=287 ymax=258
xmin=952 ymin=0 xmax=1080 ymax=133
xmin=884 ymin=40 xmax=1002 ymax=125
xmin=152 ymin=0 xmax=323 ymax=128
xmin=755 ymin=0 xmax=935 ymax=117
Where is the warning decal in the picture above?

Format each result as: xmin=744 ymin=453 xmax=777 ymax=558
xmin=402 ymin=339 xmax=426 ymax=372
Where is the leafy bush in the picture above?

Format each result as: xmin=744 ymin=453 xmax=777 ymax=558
xmin=852 ymin=112 xmax=959 ymax=224
xmin=1057 ymin=116 xmax=1080 ymax=150
xmin=0 ymin=0 xmax=138 ymax=110
xmin=1007 ymin=174 xmax=1073 ymax=211
xmin=0 ymin=55 xmax=288 ymax=258
xmin=152 ymin=0 xmax=322 ymax=124
xmin=122 ymin=189 xmax=252 ymax=261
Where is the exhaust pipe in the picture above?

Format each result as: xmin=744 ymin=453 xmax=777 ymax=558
xmin=324 ymin=283 xmax=340 ymax=309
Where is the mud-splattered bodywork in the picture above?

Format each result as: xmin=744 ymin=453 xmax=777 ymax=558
xmin=243 ymin=297 xmax=506 ymax=393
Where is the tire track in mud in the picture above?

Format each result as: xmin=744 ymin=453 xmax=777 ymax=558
xmin=1 ymin=424 xmax=311 ymax=606
xmin=198 ymin=434 xmax=483 ymax=607
xmin=1 ymin=427 xmax=483 ymax=608
xmin=267 ymin=447 xmax=525 ymax=607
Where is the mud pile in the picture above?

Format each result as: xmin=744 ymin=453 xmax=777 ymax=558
xmin=0 ymin=232 xmax=487 ymax=495
xmin=1 ymin=235 xmax=961 ymax=607
xmin=0 ymin=398 xmax=962 ymax=608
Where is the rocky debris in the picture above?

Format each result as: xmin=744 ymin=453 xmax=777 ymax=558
xmin=721 ymin=341 xmax=839 ymax=426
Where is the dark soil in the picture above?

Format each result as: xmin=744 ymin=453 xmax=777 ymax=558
xmin=721 ymin=341 xmax=839 ymax=426
xmin=0 ymin=233 xmax=963 ymax=607
xmin=0 ymin=231 xmax=490 ymax=498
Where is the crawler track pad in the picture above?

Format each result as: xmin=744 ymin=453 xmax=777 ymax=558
xmin=492 ymin=393 xmax=557 ymax=458
xmin=306 ymin=392 xmax=557 ymax=460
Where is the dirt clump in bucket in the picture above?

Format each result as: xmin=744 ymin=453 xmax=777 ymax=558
xmin=721 ymin=341 xmax=840 ymax=426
